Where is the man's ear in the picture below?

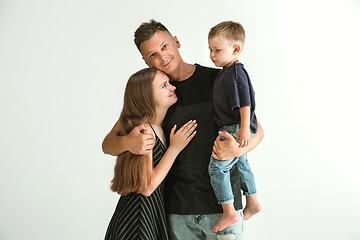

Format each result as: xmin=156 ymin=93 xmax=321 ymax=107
xmin=174 ymin=36 xmax=181 ymax=49
xmin=233 ymin=44 xmax=242 ymax=55
xmin=142 ymin=57 xmax=151 ymax=67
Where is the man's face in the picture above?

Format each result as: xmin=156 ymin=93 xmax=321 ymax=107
xmin=140 ymin=31 xmax=181 ymax=76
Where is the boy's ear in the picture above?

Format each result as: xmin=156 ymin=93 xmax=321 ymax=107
xmin=233 ymin=44 xmax=242 ymax=55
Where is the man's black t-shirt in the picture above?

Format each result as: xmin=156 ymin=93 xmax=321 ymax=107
xmin=163 ymin=64 xmax=243 ymax=215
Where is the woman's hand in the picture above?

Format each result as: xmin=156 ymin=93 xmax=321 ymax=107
xmin=169 ymin=120 xmax=197 ymax=153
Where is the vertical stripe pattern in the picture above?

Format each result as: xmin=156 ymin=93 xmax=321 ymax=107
xmin=104 ymin=135 xmax=169 ymax=240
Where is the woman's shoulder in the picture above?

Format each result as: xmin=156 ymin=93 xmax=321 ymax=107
xmin=145 ymin=123 xmax=167 ymax=148
xmin=143 ymin=123 xmax=155 ymax=135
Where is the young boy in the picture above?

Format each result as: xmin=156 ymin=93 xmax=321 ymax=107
xmin=208 ymin=21 xmax=262 ymax=232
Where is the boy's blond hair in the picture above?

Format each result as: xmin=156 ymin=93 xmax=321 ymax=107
xmin=208 ymin=21 xmax=245 ymax=46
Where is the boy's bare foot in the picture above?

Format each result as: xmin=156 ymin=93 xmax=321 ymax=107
xmin=212 ymin=212 xmax=240 ymax=232
xmin=243 ymin=202 xmax=262 ymax=220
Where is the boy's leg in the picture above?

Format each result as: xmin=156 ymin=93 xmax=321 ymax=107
xmin=209 ymin=155 xmax=240 ymax=231
xmin=235 ymin=131 xmax=256 ymax=196
xmin=209 ymin=125 xmax=242 ymax=204
xmin=200 ymin=212 xmax=244 ymax=240
xmin=212 ymin=203 xmax=240 ymax=233
xmin=235 ymin=153 xmax=257 ymax=196
xmin=236 ymin=149 xmax=261 ymax=220
xmin=243 ymin=195 xmax=262 ymax=221
xmin=168 ymin=212 xmax=244 ymax=240
xmin=209 ymin=125 xmax=243 ymax=232
xmin=208 ymin=155 xmax=238 ymax=205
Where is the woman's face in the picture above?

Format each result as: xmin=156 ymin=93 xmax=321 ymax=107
xmin=152 ymin=71 xmax=177 ymax=110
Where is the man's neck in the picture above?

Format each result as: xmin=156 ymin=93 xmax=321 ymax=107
xmin=168 ymin=61 xmax=195 ymax=82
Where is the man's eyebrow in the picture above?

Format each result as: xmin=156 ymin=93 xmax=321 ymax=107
xmin=145 ymin=41 xmax=167 ymax=56
xmin=146 ymin=50 xmax=155 ymax=56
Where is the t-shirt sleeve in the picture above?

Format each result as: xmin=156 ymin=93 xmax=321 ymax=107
xmin=226 ymin=74 xmax=251 ymax=110
xmin=236 ymin=73 xmax=252 ymax=108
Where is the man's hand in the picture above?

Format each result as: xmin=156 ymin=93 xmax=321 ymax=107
xmin=126 ymin=124 xmax=155 ymax=155
xmin=212 ymin=121 xmax=264 ymax=160
xmin=102 ymin=122 xmax=155 ymax=156
xmin=212 ymin=131 xmax=246 ymax=160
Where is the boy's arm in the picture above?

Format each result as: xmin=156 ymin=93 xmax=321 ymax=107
xmin=102 ymin=121 xmax=155 ymax=156
xmin=212 ymin=120 xmax=263 ymax=160
xmin=237 ymin=106 xmax=251 ymax=147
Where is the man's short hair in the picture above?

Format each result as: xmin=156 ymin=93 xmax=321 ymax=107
xmin=134 ymin=19 xmax=173 ymax=51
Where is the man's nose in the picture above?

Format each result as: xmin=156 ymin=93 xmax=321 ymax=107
xmin=161 ymin=53 xmax=167 ymax=60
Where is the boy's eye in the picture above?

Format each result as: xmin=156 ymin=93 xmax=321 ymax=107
xmin=163 ymin=44 xmax=168 ymax=49
xmin=150 ymin=53 xmax=155 ymax=58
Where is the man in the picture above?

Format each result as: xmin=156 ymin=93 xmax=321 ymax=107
xmin=102 ymin=20 xmax=263 ymax=240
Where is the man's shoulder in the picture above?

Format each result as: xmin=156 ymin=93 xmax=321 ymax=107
xmin=195 ymin=63 xmax=220 ymax=72
xmin=194 ymin=63 xmax=220 ymax=82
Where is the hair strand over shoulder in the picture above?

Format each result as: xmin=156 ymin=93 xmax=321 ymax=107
xmin=110 ymin=68 xmax=158 ymax=195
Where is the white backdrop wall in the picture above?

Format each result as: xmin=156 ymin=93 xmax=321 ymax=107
xmin=1 ymin=0 xmax=360 ymax=239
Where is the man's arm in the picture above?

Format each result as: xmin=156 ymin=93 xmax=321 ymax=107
xmin=212 ymin=120 xmax=264 ymax=160
xmin=102 ymin=121 xmax=156 ymax=156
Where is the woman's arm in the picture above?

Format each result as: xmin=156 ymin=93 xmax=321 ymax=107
xmin=102 ymin=121 xmax=156 ymax=156
xmin=212 ymin=120 xmax=264 ymax=160
xmin=141 ymin=121 xmax=197 ymax=196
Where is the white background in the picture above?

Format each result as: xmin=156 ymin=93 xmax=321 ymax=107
xmin=1 ymin=0 xmax=360 ymax=239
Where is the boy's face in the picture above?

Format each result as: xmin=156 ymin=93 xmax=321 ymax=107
xmin=140 ymin=31 xmax=181 ymax=77
xmin=208 ymin=35 xmax=239 ymax=68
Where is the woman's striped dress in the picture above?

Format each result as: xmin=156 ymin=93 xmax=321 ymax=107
xmin=104 ymin=133 xmax=169 ymax=240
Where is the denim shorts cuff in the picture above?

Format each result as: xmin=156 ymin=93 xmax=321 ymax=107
xmin=244 ymin=191 xmax=257 ymax=196
xmin=218 ymin=197 xmax=234 ymax=205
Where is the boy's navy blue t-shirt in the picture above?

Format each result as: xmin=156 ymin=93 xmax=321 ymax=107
xmin=213 ymin=62 xmax=258 ymax=133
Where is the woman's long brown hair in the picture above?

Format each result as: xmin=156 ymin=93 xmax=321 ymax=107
xmin=110 ymin=68 xmax=158 ymax=195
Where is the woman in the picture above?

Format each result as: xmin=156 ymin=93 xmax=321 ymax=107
xmin=104 ymin=68 xmax=197 ymax=240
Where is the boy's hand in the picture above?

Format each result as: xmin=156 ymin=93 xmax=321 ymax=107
xmin=236 ymin=126 xmax=251 ymax=148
